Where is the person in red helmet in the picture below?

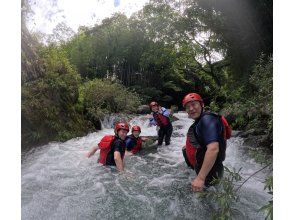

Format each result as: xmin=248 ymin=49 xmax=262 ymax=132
xmin=87 ymin=122 xmax=129 ymax=171
xmin=147 ymin=101 xmax=173 ymax=146
xmin=125 ymin=125 xmax=149 ymax=155
xmin=182 ymin=93 xmax=231 ymax=192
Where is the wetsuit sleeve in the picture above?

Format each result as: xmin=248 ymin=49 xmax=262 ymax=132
xmin=125 ymin=138 xmax=135 ymax=151
xmin=198 ymin=115 xmax=223 ymax=146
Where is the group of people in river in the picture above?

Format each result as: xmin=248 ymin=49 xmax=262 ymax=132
xmin=87 ymin=92 xmax=231 ymax=192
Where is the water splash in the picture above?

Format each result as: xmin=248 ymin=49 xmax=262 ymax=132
xmin=22 ymin=112 xmax=270 ymax=219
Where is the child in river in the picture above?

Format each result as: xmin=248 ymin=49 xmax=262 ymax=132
xmin=125 ymin=125 xmax=149 ymax=155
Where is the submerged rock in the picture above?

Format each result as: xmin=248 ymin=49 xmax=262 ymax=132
xmin=137 ymin=105 xmax=150 ymax=114
xmin=170 ymin=115 xmax=179 ymax=122
xmin=243 ymin=135 xmax=268 ymax=148
xmin=170 ymin=105 xmax=179 ymax=113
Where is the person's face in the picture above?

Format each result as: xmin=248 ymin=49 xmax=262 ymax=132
xmin=132 ymin=131 xmax=140 ymax=138
xmin=118 ymin=129 xmax=128 ymax=140
xmin=151 ymin=105 xmax=159 ymax=112
xmin=185 ymin=101 xmax=202 ymax=119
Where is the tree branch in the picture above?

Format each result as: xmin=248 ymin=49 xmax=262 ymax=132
xmin=235 ymin=164 xmax=271 ymax=192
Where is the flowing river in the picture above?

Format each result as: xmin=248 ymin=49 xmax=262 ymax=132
xmin=21 ymin=112 xmax=271 ymax=219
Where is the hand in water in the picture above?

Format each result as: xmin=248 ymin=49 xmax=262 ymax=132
xmin=125 ymin=151 xmax=133 ymax=156
xmin=191 ymin=176 xmax=205 ymax=192
xmin=86 ymin=152 xmax=93 ymax=158
xmin=141 ymin=137 xmax=149 ymax=141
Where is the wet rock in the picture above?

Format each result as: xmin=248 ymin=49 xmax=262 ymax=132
xmin=243 ymin=134 xmax=269 ymax=148
xmin=136 ymin=105 xmax=150 ymax=114
xmin=102 ymin=114 xmax=134 ymax=128
xmin=238 ymin=129 xmax=255 ymax=138
xmin=172 ymin=132 xmax=185 ymax=137
xmin=231 ymin=130 xmax=243 ymax=137
xmin=170 ymin=105 xmax=179 ymax=113
xmin=170 ymin=115 xmax=179 ymax=122
xmin=243 ymin=136 xmax=259 ymax=147
xmin=239 ymin=129 xmax=265 ymax=138
xmin=142 ymin=136 xmax=158 ymax=147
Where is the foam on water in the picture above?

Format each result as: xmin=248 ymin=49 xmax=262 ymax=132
xmin=22 ymin=112 xmax=271 ymax=220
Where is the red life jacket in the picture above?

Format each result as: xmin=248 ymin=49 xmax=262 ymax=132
xmin=220 ymin=115 xmax=232 ymax=140
xmin=186 ymin=136 xmax=197 ymax=168
xmin=185 ymin=112 xmax=231 ymax=168
xmin=131 ymin=137 xmax=142 ymax=154
xmin=185 ymin=124 xmax=200 ymax=168
xmin=98 ymin=135 xmax=115 ymax=165
xmin=153 ymin=112 xmax=170 ymax=127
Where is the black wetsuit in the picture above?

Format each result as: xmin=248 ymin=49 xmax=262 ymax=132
xmin=105 ymin=136 xmax=126 ymax=166
xmin=157 ymin=123 xmax=173 ymax=146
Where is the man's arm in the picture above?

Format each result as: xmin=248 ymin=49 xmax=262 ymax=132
xmin=161 ymin=107 xmax=170 ymax=117
xmin=125 ymin=139 xmax=134 ymax=156
xmin=149 ymin=117 xmax=157 ymax=126
xmin=146 ymin=113 xmax=157 ymax=126
xmin=191 ymin=142 xmax=219 ymax=191
xmin=86 ymin=146 xmax=99 ymax=158
xmin=114 ymin=151 xmax=124 ymax=171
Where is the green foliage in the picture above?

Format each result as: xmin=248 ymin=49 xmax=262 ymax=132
xmin=248 ymin=147 xmax=272 ymax=167
xmin=219 ymin=55 xmax=272 ymax=142
xmin=22 ymin=45 xmax=142 ymax=148
xmin=248 ymin=146 xmax=273 ymax=220
xmin=21 ymin=23 xmax=45 ymax=83
xmin=81 ymin=78 xmax=141 ymax=119
xmin=64 ymin=32 xmax=96 ymax=78
xmin=249 ymin=55 xmax=273 ymax=147
xmin=259 ymin=176 xmax=273 ymax=220
xmin=201 ymin=164 xmax=272 ymax=220
xmin=58 ymin=1 xmax=233 ymax=107
xmin=129 ymin=85 xmax=164 ymax=103
xmin=21 ymin=46 xmax=92 ymax=147
xmin=200 ymin=166 xmax=242 ymax=220
xmin=183 ymin=0 xmax=272 ymax=86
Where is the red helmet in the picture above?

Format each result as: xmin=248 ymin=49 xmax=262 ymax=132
xmin=114 ymin=122 xmax=129 ymax=133
xmin=182 ymin=93 xmax=203 ymax=107
xmin=131 ymin=125 xmax=141 ymax=133
xmin=149 ymin=101 xmax=158 ymax=108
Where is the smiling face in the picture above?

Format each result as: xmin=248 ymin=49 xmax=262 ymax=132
xmin=117 ymin=129 xmax=128 ymax=140
xmin=185 ymin=101 xmax=203 ymax=119
xmin=151 ymin=105 xmax=159 ymax=112
xmin=132 ymin=131 xmax=140 ymax=138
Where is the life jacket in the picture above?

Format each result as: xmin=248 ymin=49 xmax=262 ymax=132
xmin=131 ymin=137 xmax=142 ymax=154
xmin=98 ymin=135 xmax=115 ymax=165
xmin=220 ymin=115 xmax=232 ymax=140
xmin=153 ymin=111 xmax=170 ymax=127
xmin=126 ymin=135 xmax=143 ymax=154
xmin=185 ymin=112 xmax=231 ymax=168
xmin=185 ymin=125 xmax=199 ymax=168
